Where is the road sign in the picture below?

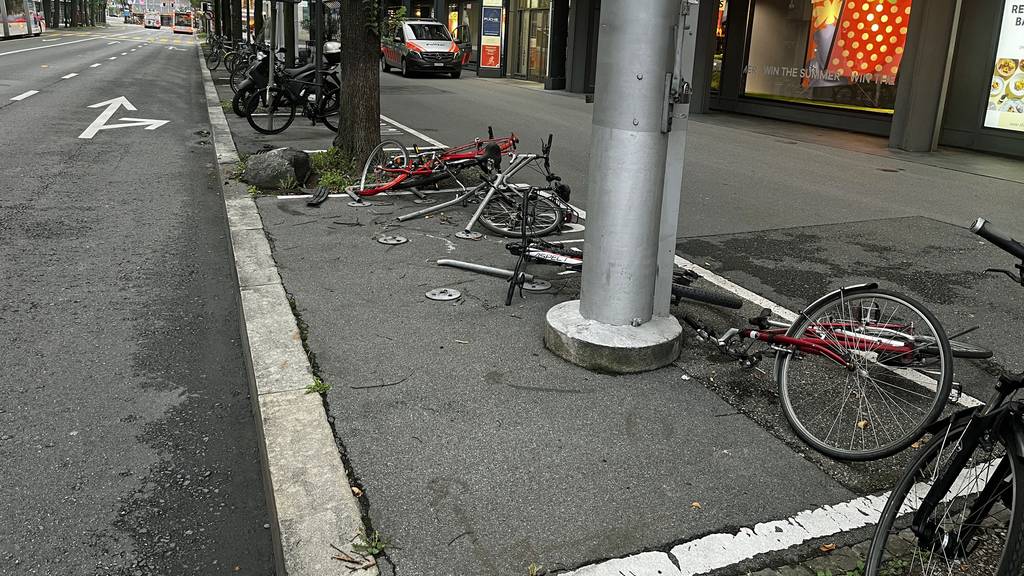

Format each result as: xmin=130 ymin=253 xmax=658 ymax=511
xmin=78 ymin=97 xmax=169 ymax=139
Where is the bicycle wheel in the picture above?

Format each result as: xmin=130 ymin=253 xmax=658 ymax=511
xmin=358 ymin=140 xmax=409 ymax=195
xmin=208 ymin=50 xmax=222 ymax=71
xmin=776 ymin=288 xmax=953 ymax=461
xmin=232 ymin=83 xmax=255 ymax=117
xmin=317 ymin=85 xmax=340 ymax=132
xmin=222 ymin=51 xmax=238 ymax=74
xmin=865 ymin=421 xmax=1024 ymax=575
xmin=229 ymin=61 xmax=248 ymax=93
xmin=245 ymin=88 xmax=296 ymax=135
xmin=479 ymin=190 xmax=563 ymax=238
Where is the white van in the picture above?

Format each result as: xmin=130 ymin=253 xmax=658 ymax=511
xmin=144 ymin=11 xmax=161 ymax=28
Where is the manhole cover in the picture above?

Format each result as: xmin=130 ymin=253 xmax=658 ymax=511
xmin=426 ymin=288 xmax=461 ymax=301
xmin=377 ymin=235 xmax=408 ymax=245
xmin=521 ymin=279 xmax=551 ymax=292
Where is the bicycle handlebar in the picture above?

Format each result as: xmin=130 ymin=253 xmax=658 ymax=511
xmin=971 ymin=218 xmax=1024 ymax=262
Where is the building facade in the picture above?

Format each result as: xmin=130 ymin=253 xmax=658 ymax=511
xmin=382 ymin=0 xmax=1024 ymax=157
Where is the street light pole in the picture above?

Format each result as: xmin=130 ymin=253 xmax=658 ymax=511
xmin=545 ymin=0 xmax=686 ymax=373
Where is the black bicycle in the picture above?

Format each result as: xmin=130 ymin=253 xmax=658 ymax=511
xmin=865 ymin=217 xmax=1024 ymax=575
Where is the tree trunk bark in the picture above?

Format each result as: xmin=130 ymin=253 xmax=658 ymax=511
xmin=253 ymin=0 xmax=263 ymax=40
xmin=332 ymin=0 xmax=381 ymax=163
xmin=283 ymin=1 xmax=294 ymax=66
xmin=230 ymin=0 xmax=242 ymax=42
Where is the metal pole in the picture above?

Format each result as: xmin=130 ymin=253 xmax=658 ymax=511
xmin=314 ymin=0 xmax=322 ymax=107
xmin=578 ymin=0 xmax=680 ymax=326
xmin=654 ymin=0 xmax=699 ymax=317
xmin=267 ymin=0 xmax=275 ymax=94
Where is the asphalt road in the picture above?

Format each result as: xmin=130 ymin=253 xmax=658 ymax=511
xmin=0 ymin=24 xmax=273 ymax=575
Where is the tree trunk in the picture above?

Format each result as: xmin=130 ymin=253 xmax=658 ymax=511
xmin=230 ymin=0 xmax=242 ymax=42
xmin=332 ymin=0 xmax=381 ymax=163
xmin=283 ymin=1 xmax=294 ymax=66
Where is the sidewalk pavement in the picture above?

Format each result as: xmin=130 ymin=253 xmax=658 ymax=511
xmin=207 ymin=60 xmax=1024 ymax=576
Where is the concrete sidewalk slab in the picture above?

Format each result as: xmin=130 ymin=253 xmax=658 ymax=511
xmin=255 ymin=196 xmax=854 ymax=575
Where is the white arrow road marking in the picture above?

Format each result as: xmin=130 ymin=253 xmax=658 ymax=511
xmin=101 ymin=118 xmax=170 ymax=131
xmin=10 ymin=90 xmax=39 ymax=101
xmin=79 ymin=96 xmax=137 ymax=139
xmin=61 ymin=73 xmax=78 ymax=79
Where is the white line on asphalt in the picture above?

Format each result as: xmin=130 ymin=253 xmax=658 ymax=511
xmin=380 ymin=114 xmax=447 ymax=148
xmin=108 ymin=56 xmax=117 ymax=60
xmin=9 ymin=90 xmax=39 ymax=101
xmin=0 ymin=37 xmax=94 ymax=56
xmin=130 ymin=48 xmax=136 ymax=51
xmin=61 ymin=73 xmax=78 ymax=79
xmin=90 ymin=63 xmax=101 ymax=67
xmin=106 ymin=41 xmax=119 ymax=45
xmin=570 ymin=458 xmax=997 ymax=576
xmin=121 ymin=52 xmax=127 ymax=55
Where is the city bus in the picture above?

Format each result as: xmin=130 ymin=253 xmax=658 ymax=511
xmin=0 ymin=0 xmax=44 ymax=39
xmin=172 ymin=10 xmax=193 ymax=34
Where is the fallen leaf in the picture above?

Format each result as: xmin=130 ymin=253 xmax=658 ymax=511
xmin=351 ymin=486 xmax=364 ymax=498
xmin=856 ymin=420 xmax=870 ymax=430
xmin=690 ymin=501 xmax=702 ymax=510
xmin=819 ymin=543 xmax=837 ymax=553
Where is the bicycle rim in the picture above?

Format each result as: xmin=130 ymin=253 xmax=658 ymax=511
xmin=358 ymin=141 xmax=409 ymax=195
xmin=479 ymin=191 xmax=562 ymax=238
xmin=776 ymin=289 xmax=953 ymax=461
xmin=246 ymin=88 xmax=295 ymax=135
xmin=865 ymin=422 xmax=1024 ymax=575
xmin=318 ymin=86 xmax=340 ymax=132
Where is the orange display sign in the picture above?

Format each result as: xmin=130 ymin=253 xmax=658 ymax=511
xmin=828 ymin=0 xmax=912 ymax=83
xmin=481 ymin=44 xmax=501 ymax=68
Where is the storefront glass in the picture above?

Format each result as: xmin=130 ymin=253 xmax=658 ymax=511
xmin=711 ymin=0 xmax=728 ymax=92
xmin=743 ymin=0 xmax=912 ymax=112
xmin=984 ymin=0 xmax=1024 ymax=133
xmin=513 ymin=0 xmax=549 ymax=81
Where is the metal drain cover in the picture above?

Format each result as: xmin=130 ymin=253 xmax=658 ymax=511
xmin=426 ymin=288 xmax=461 ymax=301
xmin=377 ymin=235 xmax=408 ymax=245
xmin=521 ymin=279 xmax=551 ymax=292
xmin=455 ymin=230 xmax=484 ymax=240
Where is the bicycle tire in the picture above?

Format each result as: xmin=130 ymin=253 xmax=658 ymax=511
xmin=478 ymin=191 xmax=563 ymax=238
xmin=245 ymin=88 xmax=296 ymax=135
xmin=222 ymin=51 xmax=238 ymax=74
xmin=865 ymin=420 xmax=1024 ymax=575
xmin=208 ymin=50 xmax=222 ymax=71
xmin=358 ymin=140 xmax=409 ymax=196
xmin=229 ymin=62 xmax=247 ymax=93
xmin=671 ymin=284 xmax=743 ymax=310
xmin=776 ymin=287 xmax=953 ymax=461
xmin=318 ymin=85 xmax=340 ymax=132
xmin=232 ymin=83 xmax=255 ymax=117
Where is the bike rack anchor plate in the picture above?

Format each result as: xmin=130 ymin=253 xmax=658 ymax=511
xmin=520 ymin=279 xmax=551 ymax=292
xmin=455 ymin=230 xmax=484 ymax=241
xmin=377 ymin=235 xmax=408 ymax=246
xmin=425 ymin=288 xmax=461 ymax=301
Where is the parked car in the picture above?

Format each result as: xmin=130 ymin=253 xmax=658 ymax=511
xmin=381 ymin=19 xmax=464 ymax=79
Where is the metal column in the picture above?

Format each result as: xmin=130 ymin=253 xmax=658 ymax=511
xmin=578 ymin=0 xmax=681 ymax=327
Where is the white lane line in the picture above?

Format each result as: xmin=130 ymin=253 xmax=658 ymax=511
xmin=130 ymin=48 xmax=136 ymax=51
xmin=380 ymin=114 xmax=447 ymax=148
xmin=568 ymin=459 xmax=995 ymax=576
xmin=0 ymin=37 xmax=94 ymax=56
xmin=90 ymin=63 xmax=101 ymax=68
xmin=121 ymin=52 xmax=127 ymax=55
xmin=106 ymin=41 xmax=119 ymax=45
xmin=61 ymin=73 xmax=78 ymax=79
xmin=9 ymin=90 xmax=39 ymax=101
xmin=108 ymin=56 xmax=117 ymax=60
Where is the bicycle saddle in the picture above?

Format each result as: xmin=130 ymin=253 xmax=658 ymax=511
xmin=284 ymin=63 xmax=315 ymax=76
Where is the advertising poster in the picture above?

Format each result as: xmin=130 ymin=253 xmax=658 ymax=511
xmin=480 ymin=0 xmax=502 ymax=68
xmin=804 ymin=0 xmax=912 ymax=88
xmin=985 ymin=2 xmax=1024 ymax=133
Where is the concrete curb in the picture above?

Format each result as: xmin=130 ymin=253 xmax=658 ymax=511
xmin=197 ymin=45 xmax=377 ymax=576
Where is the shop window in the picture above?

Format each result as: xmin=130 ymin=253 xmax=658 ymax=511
xmin=712 ymin=0 xmax=728 ymax=92
xmin=743 ymin=0 xmax=912 ymax=113
xmin=984 ymin=1 xmax=1024 ymax=133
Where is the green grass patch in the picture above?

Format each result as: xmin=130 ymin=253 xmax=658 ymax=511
xmin=310 ymin=147 xmax=360 ymax=192
xmin=305 ymin=376 xmax=331 ymax=395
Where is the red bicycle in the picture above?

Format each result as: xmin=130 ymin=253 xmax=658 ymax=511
xmin=347 ymin=130 xmax=518 ymax=199
xmin=683 ymin=286 xmax=991 ymax=461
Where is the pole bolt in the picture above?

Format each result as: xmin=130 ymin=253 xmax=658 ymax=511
xmin=631 ymin=318 xmax=642 ymax=327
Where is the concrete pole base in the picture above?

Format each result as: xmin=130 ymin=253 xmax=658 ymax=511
xmin=544 ymin=300 xmax=682 ymax=374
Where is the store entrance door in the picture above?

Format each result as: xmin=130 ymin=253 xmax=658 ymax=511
xmin=515 ymin=6 xmax=549 ymax=82
xmin=448 ymin=1 xmax=481 ymax=69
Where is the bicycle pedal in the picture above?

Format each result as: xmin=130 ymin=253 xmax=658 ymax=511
xmin=948 ymin=383 xmax=963 ymax=404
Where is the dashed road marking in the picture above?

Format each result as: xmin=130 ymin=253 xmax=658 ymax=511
xmin=90 ymin=63 xmax=101 ymax=67
xmin=61 ymin=73 xmax=78 ymax=79
xmin=10 ymin=90 xmax=39 ymax=101
xmin=108 ymin=56 xmax=117 ymax=60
